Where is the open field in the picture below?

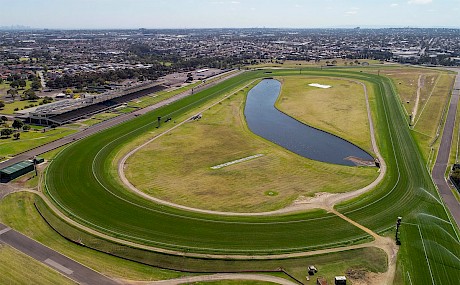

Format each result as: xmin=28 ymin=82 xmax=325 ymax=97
xmin=40 ymin=69 xmax=460 ymax=284
xmin=0 ymin=99 xmax=41 ymax=114
xmin=116 ymin=106 xmax=137 ymax=114
xmin=0 ymin=127 xmax=76 ymax=158
xmin=277 ymin=76 xmax=372 ymax=153
xmin=0 ymin=244 xmax=76 ymax=285
xmin=368 ymin=67 xmax=455 ymax=163
xmin=79 ymin=112 xmax=121 ymax=127
xmin=0 ymin=80 xmax=32 ymax=98
xmin=125 ymin=79 xmax=377 ymax=212
xmin=382 ymin=68 xmax=441 ymax=116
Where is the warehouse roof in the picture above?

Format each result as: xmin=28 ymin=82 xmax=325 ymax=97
xmin=0 ymin=160 xmax=34 ymax=175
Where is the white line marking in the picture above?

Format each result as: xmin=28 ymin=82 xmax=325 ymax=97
xmin=0 ymin=227 xmax=11 ymax=235
xmin=418 ymin=225 xmax=435 ymax=285
xmin=44 ymin=258 xmax=73 ymax=275
xmin=407 ymin=271 xmax=413 ymax=285
xmin=211 ymin=154 xmax=263 ymax=169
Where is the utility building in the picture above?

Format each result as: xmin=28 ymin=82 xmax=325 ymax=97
xmin=0 ymin=158 xmax=44 ymax=182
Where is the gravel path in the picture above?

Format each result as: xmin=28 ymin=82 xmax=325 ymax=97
xmin=130 ymin=273 xmax=298 ymax=285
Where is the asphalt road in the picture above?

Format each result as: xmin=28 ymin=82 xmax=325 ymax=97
xmin=432 ymin=68 xmax=460 ymax=228
xmin=0 ymin=70 xmax=242 ymax=169
xmin=0 ymin=223 xmax=119 ymax=285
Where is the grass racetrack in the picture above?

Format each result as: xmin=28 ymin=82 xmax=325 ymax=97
xmin=43 ymin=69 xmax=460 ymax=284
xmin=124 ymin=78 xmax=377 ymax=212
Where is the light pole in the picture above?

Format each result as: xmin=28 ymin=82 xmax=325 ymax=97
xmin=33 ymin=156 xmax=38 ymax=176
xmin=157 ymin=116 xmax=161 ymax=128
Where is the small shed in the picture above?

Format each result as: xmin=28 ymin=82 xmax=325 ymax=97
xmin=0 ymin=161 xmax=34 ymax=182
xmin=334 ymin=276 xmax=347 ymax=285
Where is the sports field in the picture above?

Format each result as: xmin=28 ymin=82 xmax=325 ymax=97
xmin=41 ymin=68 xmax=460 ymax=284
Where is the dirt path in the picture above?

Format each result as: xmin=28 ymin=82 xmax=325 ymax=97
xmin=331 ymin=209 xmax=398 ymax=285
xmin=411 ymin=74 xmax=424 ymax=125
xmin=128 ymin=273 xmax=298 ymax=285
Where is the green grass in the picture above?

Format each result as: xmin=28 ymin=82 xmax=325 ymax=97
xmin=380 ymin=68 xmax=454 ymax=163
xmin=116 ymin=106 xmax=137 ymax=114
xmin=93 ymin=112 xmax=120 ymax=121
xmin=42 ymin=68 xmax=460 ymax=283
xmin=0 ymin=100 xmax=40 ymax=114
xmin=0 ymin=128 xmax=76 ymax=158
xmin=79 ymin=118 xmax=102 ymax=126
xmin=126 ymin=79 xmax=377 ymax=212
xmin=0 ymin=244 xmax=76 ymax=285
xmin=0 ymin=192 xmax=190 ymax=281
xmin=128 ymin=82 xmax=201 ymax=109
xmin=0 ymin=192 xmax=387 ymax=283
xmin=277 ymin=76 xmax=373 ymax=153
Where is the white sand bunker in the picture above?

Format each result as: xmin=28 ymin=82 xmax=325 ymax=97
xmin=211 ymin=154 xmax=263 ymax=169
xmin=309 ymin=83 xmax=332 ymax=89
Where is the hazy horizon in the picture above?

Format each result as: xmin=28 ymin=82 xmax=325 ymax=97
xmin=1 ymin=0 xmax=459 ymax=30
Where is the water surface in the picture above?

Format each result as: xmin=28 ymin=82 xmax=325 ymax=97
xmin=244 ymin=79 xmax=374 ymax=166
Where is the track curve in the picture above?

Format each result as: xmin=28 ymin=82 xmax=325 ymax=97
xmin=43 ymin=69 xmax=458 ymax=269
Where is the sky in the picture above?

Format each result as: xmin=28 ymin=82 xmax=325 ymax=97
xmin=0 ymin=0 xmax=459 ymax=29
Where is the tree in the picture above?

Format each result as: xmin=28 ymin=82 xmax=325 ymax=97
xmin=18 ymin=79 xmax=27 ymax=88
xmin=42 ymin=96 xmax=53 ymax=104
xmin=0 ymin=78 xmax=3 ymax=84
xmin=7 ymin=88 xmax=18 ymax=101
xmin=10 ymin=80 xmax=19 ymax=88
xmin=23 ymin=89 xmax=39 ymax=100
xmin=12 ymin=119 xmax=24 ymax=130
xmin=0 ymin=116 xmax=7 ymax=122
xmin=13 ymin=132 xmax=20 ymax=140
xmin=0 ymin=101 xmax=4 ymax=109
xmin=22 ymin=125 xmax=31 ymax=131
xmin=1 ymin=128 xmax=13 ymax=138
xmin=31 ymin=80 xmax=42 ymax=90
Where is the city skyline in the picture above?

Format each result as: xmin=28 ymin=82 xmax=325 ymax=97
xmin=0 ymin=0 xmax=459 ymax=29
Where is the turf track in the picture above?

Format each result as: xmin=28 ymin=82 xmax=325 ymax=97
xmin=44 ymin=69 xmax=460 ymax=283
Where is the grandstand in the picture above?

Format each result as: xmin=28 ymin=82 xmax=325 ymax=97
xmin=16 ymin=83 xmax=166 ymax=126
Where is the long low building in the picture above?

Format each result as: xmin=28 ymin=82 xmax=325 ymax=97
xmin=16 ymin=83 xmax=167 ymax=126
xmin=0 ymin=157 xmax=44 ymax=183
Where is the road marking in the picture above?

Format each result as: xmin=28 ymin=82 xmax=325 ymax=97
xmin=44 ymin=258 xmax=73 ymax=275
xmin=0 ymin=227 xmax=11 ymax=235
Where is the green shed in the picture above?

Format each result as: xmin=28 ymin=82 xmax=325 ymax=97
xmin=0 ymin=160 xmax=35 ymax=182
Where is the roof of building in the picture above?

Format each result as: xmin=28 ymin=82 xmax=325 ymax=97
xmin=0 ymin=160 xmax=34 ymax=175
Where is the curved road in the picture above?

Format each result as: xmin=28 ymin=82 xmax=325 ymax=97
xmin=432 ymin=68 xmax=460 ymax=229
